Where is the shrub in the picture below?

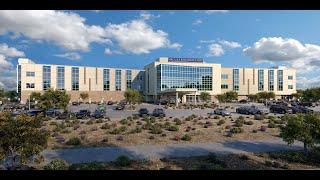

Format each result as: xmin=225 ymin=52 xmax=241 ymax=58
xmin=101 ymin=123 xmax=111 ymax=129
xmin=240 ymin=155 xmax=249 ymax=161
xmin=281 ymin=164 xmax=289 ymax=169
xmin=252 ymin=129 xmax=258 ymax=133
xmin=44 ymin=159 xmax=69 ymax=170
xmin=225 ymin=125 xmax=231 ymax=129
xmin=150 ymin=124 xmax=163 ymax=134
xmin=110 ymin=126 xmax=127 ymax=134
xmin=130 ymin=126 xmax=142 ymax=134
xmin=234 ymin=120 xmax=244 ymax=127
xmin=161 ymin=133 xmax=167 ymax=137
xmin=127 ymin=116 xmax=133 ymax=121
xmin=115 ymin=155 xmax=131 ymax=167
xmin=73 ymin=124 xmax=80 ymax=130
xmin=86 ymin=120 xmax=94 ymax=125
xmin=79 ymin=130 xmax=86 ymax=135
xmin=120 ymin=119 xmax=128 ymax=125
xmin=96 ymin=119 xmax=103 ymax=123
xmin=149 ymin=136 xmax=155 ymax=140
xmin=116 ymin=135 xmax=124 ymax=141
xmin=167 ymin=125 xmax=179 ymax=131
xmin=181 ymin=134 xmax=192 ymax=141
xmin=105 ymin=117 xmax=111 ymax=121
xmin=136 ymin=121 xmax=142 ymax=125
xmin=238 ymin=116 xmax=244 ymax=121
xmin=217 ymin=120 xmax=225 ymax=126
xmin=50 ymin=121 xmax=57 ymax=126
xmin=260 ymin=126 xmax=267 ymax=132
xmin=91 ymin=126 xmax=98 ymax=131
xmin=230 ymin=127 xmax=244 ymax=134
xmin=265 ymin=160 xmax=273 ymax=167
xmin=268 ymin=123 xmax=276 ymax=128
xmin=254 ymin=114 xmax=265 ymax=120
xmin=213 ymin=115 xmax=220 ymax=119
xmin=132 ymin=114 xmax=139 ymax=120
xmin=244 ymin=121 xmax=254 ymax=125
xmin=61 ymin=129 xmax=71 ymax=134
xmin=173 ymin=134 xmax=181 ymax=141
xmin=101 ymin=137 xmax=108 ymax=143
xmin=205 ymin=121 xmax=213 ymax=126
xmin=174 ymin=118 xmax=182 ymax=125
xmin=66 ymin=137 xmax=81 ymax=146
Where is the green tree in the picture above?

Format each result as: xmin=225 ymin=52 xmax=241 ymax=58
xmin=0 ymin=87 xmax=5 ymax=100
xmin=301 ymin=87 xmax=320 ymax=102
xmin=257 ymin=91 xmax=275 ymax=101
xmin=124 ymin=88 xmax=141 ymax=109
xmin=37 ymin=88 xmax=70 ymax=110
xmin=0 ymin=112 xmax=48 ymax=169
xmin=280 ymin=113 xmax=320 ymax=155
xmin=199 ymin=92 xmax=211 ymax=103
xmin=225 ymin=91 xmax=238 ymax=102
xmin=216 ymin=94 xmax=226 ymax=104
xmin=248 ymin=94 xmax=259 ymax=102
xmin=30 ymin=92 xmax=42 ymax=102
xmin=4 ymin=91 xmax=18 ymax=101
xmin=80 ymin=92 xmax=89 ymax=102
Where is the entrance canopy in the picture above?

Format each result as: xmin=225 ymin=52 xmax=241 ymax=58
xmin=159 ymin=88 xmax=198 ymax=95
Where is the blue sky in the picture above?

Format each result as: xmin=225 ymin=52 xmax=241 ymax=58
xmin=1 ymin=10 xmax=320 ymax=90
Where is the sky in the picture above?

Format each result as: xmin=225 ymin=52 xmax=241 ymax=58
xmin=1 ymin=10 xmax=320 ymax=90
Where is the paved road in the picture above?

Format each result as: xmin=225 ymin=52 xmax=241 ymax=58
xmin=42 ymin=139 xmax=304 ymax=164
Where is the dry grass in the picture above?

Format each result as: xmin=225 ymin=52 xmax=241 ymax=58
xmin=44 ymin=113 xmax=281 ymax=150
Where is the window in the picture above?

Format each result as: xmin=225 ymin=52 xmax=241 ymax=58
xmin=288 ymin=85 xmax=293 ymax=89
xmin=26 ymin=83 xmax=35 ymax=88
xmin=56 ymin=66 xmax=65 ymax=90
xmin=258 ymin=69 xmax=264 ymax=91
xmin=156 ymin=64 xmax=213 ymax=92
xmin=288 ymin=75 xmax=293 ymax=80
xmin=115 ymin=70 xmax=121 ymax=91
xmin=43 ymin=66 xmax=51 ymax=90
xmin=221 ymin=84 xmax=228 ymax=89
xmin=233 ymin=69 xmax=239 ymax=91
xmin=72 ymin=67 xmax=79 ymax=91
xmin=221 ymin=74 xmax=228 ymax=79
xmin=17 ymin=65 xmax=21 ymax=94
xmin=278 ymin=70 xmax=283 ymax=91
xmin=103 ymin=69 xmax=110 ymax=91
xmin=126 ymin=70 xmax=132 ymax=89
xmin=26 ymin=71 xmax=35 ymax=77
xmin=268 ymin=70 xmax=274 ymax=91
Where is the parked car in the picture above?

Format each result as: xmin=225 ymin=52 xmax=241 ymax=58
xmin=138 ymin=108 xmax=149 ymax=117
xmin=45 ymin=108 xmax=62 ymax=117
xmin=152 ymin=108 xmax=166 ymax=117
xmin=26 ymin=109 xmax=44 ymax=117
xmin=239 ymin=99 xmax=248 ymax=104
xmin=107 ymin=101 xmax=114 ymax=105
xmin=75 ymin=110 xmax=91 ymax=119
xmin=57 ymin=111 xmax=70 ymax=120
xmin=91 ymin=110 xmax=105 ymax=119
xmin=290 ymin=105 xmax=313 ymax=114
xmin=236 ymin=106 xmax=262 ymax=115
xmin=213 ymin=108 xmax=231 ymax=116
xmin=115 ymin=104 xmax=125 ymax=110
xmin=269 ymin=105 xmax=293 ymax=114
xmin=72 ymin=102 xmax=79 ymax=106
xmin=299 ymin=102 xmax=313 ymax=107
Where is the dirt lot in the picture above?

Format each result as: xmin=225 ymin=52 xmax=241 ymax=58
xmin=44 ymin=104 xmax=283 ymax=150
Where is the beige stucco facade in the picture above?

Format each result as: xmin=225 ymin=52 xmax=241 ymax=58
xmin=18 ymin=58 xmax=144 ymax=104
xmin=18 ymin=57 xmax=296 ymax=104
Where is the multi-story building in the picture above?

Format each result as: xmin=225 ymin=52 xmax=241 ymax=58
xmin=17 ymin=57 xmax=296 ymax=104
xmin=17 ymin=58 xmax=145 ymax=104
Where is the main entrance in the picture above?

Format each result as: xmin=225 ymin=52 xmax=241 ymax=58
xmin=158 ymin=88 xmax=198 ymax=107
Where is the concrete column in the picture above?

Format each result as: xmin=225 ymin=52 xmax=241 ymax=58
xmin=194 ymin=92 xmax=197 ymax=105
xmin=176 ymin=92 xmax=178 ymax=107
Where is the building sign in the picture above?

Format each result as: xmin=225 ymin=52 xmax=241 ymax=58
xmin=168 ymin=57 xmax=203 ymax=63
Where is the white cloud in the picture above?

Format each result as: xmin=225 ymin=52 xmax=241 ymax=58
xmin=243 ymin=37 xmax=320 ymax=73
xmin=55 ymin=52 xmax=81 ymax=60
xmin=0 ymin=10 xmax=111 ymax=52
xmin=200 ymin=40 xmax=215 ymax=44
xmin=0 ymin=43 xmax=25 ymax=57
xmin=0 ymin=54 xmax=13 ymax=71
xmin=105 ymin=20 xmax=182 ymax=54
xmin=140 ymin=11 xmax=160 ymax=21
xmin=208 ymin=44 xmax=224 ymax=56
xmin=192 ymin=19 xmax=203 ymax=25
xmin=219 ymin=40 xmax=241 ymax=48
xmin=196 ymin=45 xmax=201 ymax=49
xmin=297 ymin=75 xmax=320 ymax=89
xmin=104 ymin=48 xmax=123 ymax=55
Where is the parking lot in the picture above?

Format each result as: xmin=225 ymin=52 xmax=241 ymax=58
xmin=66 ymin=101 xmax=320 ymax=121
